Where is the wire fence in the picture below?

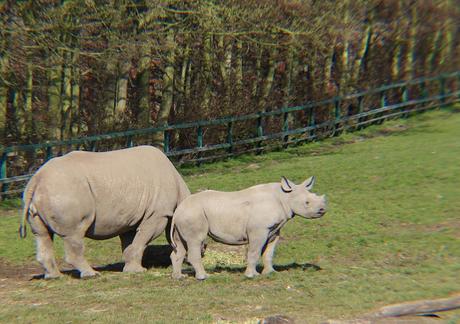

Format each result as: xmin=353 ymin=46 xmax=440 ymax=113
xmin=1 ymin=71 xmax=459 ymax=198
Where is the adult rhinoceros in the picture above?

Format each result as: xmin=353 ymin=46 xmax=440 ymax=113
xmin=20 ymin=145 xmax=190 ymax=279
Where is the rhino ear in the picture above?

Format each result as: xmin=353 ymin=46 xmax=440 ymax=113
xmin=302 ymin=176 xmax=316 ymax=190
xmin=281 ymin=176 xmax=295 ymax=192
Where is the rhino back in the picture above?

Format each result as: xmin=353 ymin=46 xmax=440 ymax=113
xmin=31 ymin=146 xmax=188 ymax=238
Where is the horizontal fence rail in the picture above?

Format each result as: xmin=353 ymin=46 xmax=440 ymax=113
xmin=1 ymin=71 xmax=459 ymax=198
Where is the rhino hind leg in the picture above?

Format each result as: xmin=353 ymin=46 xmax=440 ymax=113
xmin=29 ymin=215 xmax=61 ymax=279
xmin=62 ymin=234 xmax=99 ymax=278
xmin=170 ymin=230 xmax=186 ymax=279
xmin=186 ymin=239 xmax=209 ymax=280
xmin=123 ymin=214 xmax=168 ymax=273
xmin=173 ymin=213 xmax=209 ymax=280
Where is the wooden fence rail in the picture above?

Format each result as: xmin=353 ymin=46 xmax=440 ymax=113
xmin=1 ymin=71 xmax=459 ymax=198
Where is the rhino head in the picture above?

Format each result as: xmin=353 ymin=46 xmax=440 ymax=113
xmin=280 ymin=176 xmax=327 ymax=219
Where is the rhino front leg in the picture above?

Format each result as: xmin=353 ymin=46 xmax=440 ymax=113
xmin=245 ymin=229 xmax=269 ymax=278
xmin=262 ymin=234 xmax=280 ymax=275
xmin=123 ymin=214 xmax=168 ymax=273
xmin=63 ymin=234 xmax=99 ymax=278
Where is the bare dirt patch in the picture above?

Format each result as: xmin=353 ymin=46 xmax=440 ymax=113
xmin=399 ymin=219 xmax=460 ymax=238
xmin=0 ymin=258 xmax=42 ymax=281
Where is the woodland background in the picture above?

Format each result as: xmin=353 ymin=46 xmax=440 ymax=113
xmin=0 ymin=0 xmax=458 ymax=148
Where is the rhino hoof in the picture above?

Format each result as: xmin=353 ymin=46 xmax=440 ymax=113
xmin=244 ymin=271 xmax=260 ymax=279
xmin=44 ymin=272 xmax=62 ymax=280
xmin=123 ymin=264 xmax=147 ymax=273
xmin=172 ymin=273 xmax=186 ymax=280
xmin=262 ymin=268 xmax=277 ymax=275
xmin=80 ymin=270 xmax=100 ymax=279
xmin=195 ymin=273 xmax=209 ymax=280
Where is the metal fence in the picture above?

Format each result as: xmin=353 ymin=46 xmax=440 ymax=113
xmin=1 ymin=71 xmax=459 ymax=198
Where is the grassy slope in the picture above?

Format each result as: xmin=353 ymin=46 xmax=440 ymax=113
xmin=1 ymin=107 xmax=460 ymax=323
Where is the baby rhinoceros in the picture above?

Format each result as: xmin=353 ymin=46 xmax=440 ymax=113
xmin=170 ymin=176 xmax=326 ymax=280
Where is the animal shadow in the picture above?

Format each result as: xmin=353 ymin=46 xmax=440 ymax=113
xmin=31 ymin=244 xmax=173 ymax=279
xmin=210 ymin=262 xmax=321 ymax=274
xmin=95 ymin=244 xmax=173 ymax=273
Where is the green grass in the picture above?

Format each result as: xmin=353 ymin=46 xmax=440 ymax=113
xmin=1 ymin=107 xmax=460 ymax=323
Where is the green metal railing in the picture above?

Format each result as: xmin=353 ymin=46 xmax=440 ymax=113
xmin=1 ymin=71 xmax=459 ymax=197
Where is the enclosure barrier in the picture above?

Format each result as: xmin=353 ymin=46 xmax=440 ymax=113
xmin=1 ymin=71 xmax=459 ymax=197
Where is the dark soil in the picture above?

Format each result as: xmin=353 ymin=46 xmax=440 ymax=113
xmin=0 ymin=258 xmax=43 ymax=281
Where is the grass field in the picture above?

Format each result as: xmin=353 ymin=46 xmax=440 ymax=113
xmin=1 ymin=107 xmax=460 ymax=323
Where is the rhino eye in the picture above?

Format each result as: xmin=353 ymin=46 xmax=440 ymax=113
xmin=306 ymin=201 xmax=310 ymax=205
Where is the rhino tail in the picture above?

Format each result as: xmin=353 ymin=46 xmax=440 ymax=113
xmin=19 ymin=176 xmax=37 ymax=239
xmin=169 ymin=216 xmax=177 ymax=252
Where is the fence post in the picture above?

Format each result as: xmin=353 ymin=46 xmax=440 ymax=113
xmin=308 ymin=106 xmax=315 ymax=140
xmin=163 ymin=130 xmax=170 ymax=154
xmin=126 ymin=136 xmax=133 ymax=148
xmin=333 ymin=97 xmax=341 ymax=136
xmin=282 ymin=111 xmax=289 ymax=148
xmin=197 ymin=126 xmax=203 ymax=165
xmin=381 ymin=91 xmax=388 ymax=122
xmin=401 ymin=85 xmax=409 ymax=118
xmin=197 ymin=126 xmax=203 ymax=148
xmin=458 ymin=74 xmax=460 ymax=100
xmin=420 ymin=81 xmax=428 ymax=99
xmin=357 ymin=96 xmax=364 ymax=129
xmin=439 ymin=76 xmax=446 ymax=106
xmin=226 ymin=121 xmax=233 ymax=154
xmin=0 ymin=152 xmax=8 ymax=199
xmin=46 ymin=146 xmax=53 ymax=161
xmin=256 ymin=113 xmax=263 ymax=154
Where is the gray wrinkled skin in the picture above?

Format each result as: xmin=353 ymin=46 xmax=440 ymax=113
xmin=170 ymin=176 xmax=326 ymax=280
xmin=20 ymin=146 xmax=190 ymax=279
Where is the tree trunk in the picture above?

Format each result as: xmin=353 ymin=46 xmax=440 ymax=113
xmin=5 ymin=86 xmax=20 ymax=143
xmin=281 ymin=45 xmax=297 ymax=132
xmin=218 ymin=35 xmax=233 ymax=88
xmin=235 ymin=39 xmax=243 ymax=96
xmin=184 ymin=47 xmax=192 ymax=108
xmin=137 ymin=43 xmax=151 ymax=127
xmin=426 ymin=29 xmax=443 ymax=74
xmin=252 ymin=47 xmax=262 ymax=105
xmin=153 ymin=30 xmax=176 ymax=148
xmin=47 ymin=59 xmax=62 ymax=140
xmin=21 ymin=59 xmax=33 ymax=139
xmin=353 ymin=8 xmax=373 ymax=85
xmin=0 ymin=52 xmax=8 ymax=139
xmin=257 ymin=46 xmax=277 ymax=112
xmin=60 ymin=51 xmax=72 ymax=140
xmin=391 ymin=1 xmax=403 ymax=81
xmin=70 ymin=53 xmax=80 ymax=137
xmin=202 ymin=33 xmax=212 ymax=116
xmin=439 ymin=0 xmax=455 ymax=68
xmin=176 ymin=42 xmax=190 ymax=120
xmin=404 ymin=3 xmax=418 ymax=80
xmin=218 ymin=35 xmax=233 ymax=112
xmin=324 ymin=45 xmax=335 ymax=96
xmin=115 ymin=60 xmax=130 ymax=119
xmin=104 ymin=56 xmax=117 ymax=128
xmin=339 ymin=0 xmax=350 ymax=94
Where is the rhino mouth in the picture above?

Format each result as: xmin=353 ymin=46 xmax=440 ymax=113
xmin=316 ymin=208 xmax=326 ymax=217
